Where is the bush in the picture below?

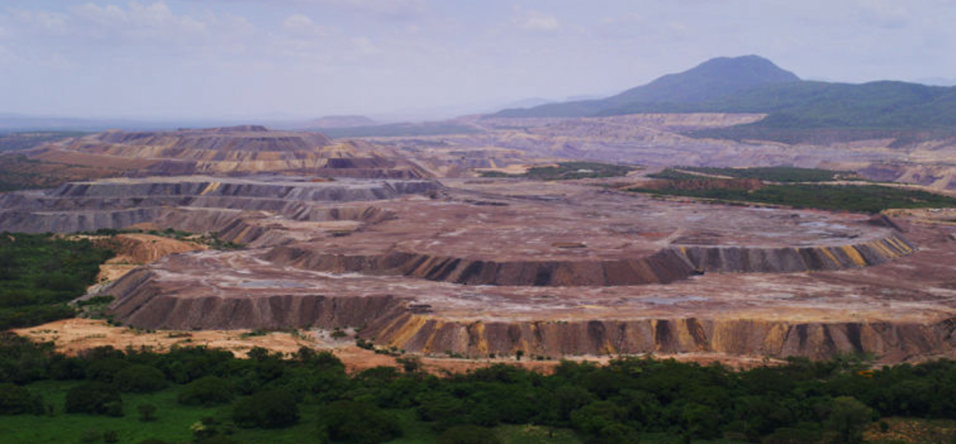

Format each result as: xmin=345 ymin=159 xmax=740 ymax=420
xmin=178 ymin=376 xmax=234 ymax=406
xmin=825 ymin=397 xmax=872 ymax=444
xmin=104 ymin=430 xmax=119 ymax=443
xmin=137 ymin=403 xmax=157 ymax=422
xmin=439 ymin=425 xmax=503 ymax=444
xmin=85 ymin=358 xmax=129 ymax=383
xmin=233 ymin=389 xmax=298 ymax=429
xmin=115 ymin=364 xmax=167 ymax=393
xmin=65 ymin=382 xmax=123 ymax=416
xmin=0 ymin=383 xmax=43 ymax=415
xmin=761 ymin=427 xmax=823 ymax=444
xmin=318 ymin=400 xmax=402 ymax=444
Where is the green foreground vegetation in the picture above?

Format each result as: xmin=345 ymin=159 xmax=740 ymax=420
xmin=481 ymin=162 xmax=636 ymax=180
xmin=2 ymin=333 xmax=956 ymax=444
xmin=634 ymin=169 xmax=956 ymax=213
xmin=0 ymin=233 xmax=114 ymax=330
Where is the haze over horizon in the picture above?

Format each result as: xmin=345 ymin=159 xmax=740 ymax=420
xmin=2 ymin=0 xmax=956 ymax=121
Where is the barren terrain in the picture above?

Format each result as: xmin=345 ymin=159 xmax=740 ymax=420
xmin=4 ymin=123 xmax=956 ymax=367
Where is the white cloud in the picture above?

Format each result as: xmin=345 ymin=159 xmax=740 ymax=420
xmin=0 ymin=44 xmax=23 ymax=65
xmin=352 ymin=36 xmax=379 ymax=54
xmin=513 ymin=10 xmax=561 ymax=32
xmin=323 ymin=0 xmax=428 ymax=20
xmin=9 ymin=9 xmax=68 ymax=33
xmin=855 ymin=0 xmax=911 ymax=28
xmin=71 ymin=2 xmax=206 ymax=40
xmin=602 ymin=13 xmax=644 ymax=25
xmin=283 ymin=13 xmax=327 ymax=36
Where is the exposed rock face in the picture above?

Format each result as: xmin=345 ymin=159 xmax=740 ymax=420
xmin=675 ymin=234 xmax=915 ymax=273
xmin=262 ymin=232 xmax=916 ymax=287
xmin=363 ymin=315 xmax=956 ymax=362
xmin=5 ymin=174 xmax=949 ymax=363
xmin=0 ymin=177 xmax=439 ymax=234
xmin=263 ymin=248 xmax=698 ymax=287
xmin=103 ymin=266 xmax=956 ymax=363
xmin=108 ymin=270 xmax=406 ymax=330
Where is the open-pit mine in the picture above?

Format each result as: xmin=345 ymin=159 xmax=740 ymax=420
xmin=4 ymin=126 xmax=956 ymax=365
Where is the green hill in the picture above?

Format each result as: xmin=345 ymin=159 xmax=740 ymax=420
xmin=495 ymin=55 xmax=800 ymax=118
xmin=493 ymin=56 xmax=956 ymax=133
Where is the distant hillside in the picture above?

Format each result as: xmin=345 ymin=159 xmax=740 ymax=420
xmin=493 ymin=55 xmax=956 ymax=133
xmin=306 ymin=115 xmax=376 ymax=129
xmin=495 ymin=55 xmax=800 ymax=118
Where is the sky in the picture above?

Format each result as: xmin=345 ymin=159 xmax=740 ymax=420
xmin=2 ymin=0 xmax=956 ymax=121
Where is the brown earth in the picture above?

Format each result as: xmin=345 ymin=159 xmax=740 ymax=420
xmin=0 ymin=154 xmax=127 ymax=191
xmin=4 ymin=176 xmax=940 ymax=363
xmin=25 ymin=126 xmax=431 ymax=179
xmin=84 ymin=233 xmax=206 ymax=283
xmin=7 ymin=116 xmax=956 ymax=366
xmin=13 ymin=318 xmax=782 ymax=373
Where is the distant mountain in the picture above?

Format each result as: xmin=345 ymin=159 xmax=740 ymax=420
xmin=494 ymin=55 xmax=800 ymax=118
xmin=494 ymin=55 xmax=956 ymax=132
xmin=496 ymin=98 xmax=552 ymax=111
xmin=305 ymin=115 xmax=377 ymax=129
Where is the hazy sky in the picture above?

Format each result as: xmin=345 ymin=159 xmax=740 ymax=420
xmin=2 ymin=0 xmax=955 ymax=120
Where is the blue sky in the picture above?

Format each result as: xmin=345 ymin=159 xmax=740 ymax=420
xmin=1 ymin=0 xmax=955 ymax=120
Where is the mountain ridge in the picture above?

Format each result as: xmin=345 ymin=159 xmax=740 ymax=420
xmin=492 ymin=55 xmax=956 ymax=131
xmin=494 ymin=55 xmax=800 ymax=118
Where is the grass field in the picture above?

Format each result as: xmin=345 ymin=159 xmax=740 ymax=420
xmin=0 ymin=381 xmax=569 ymax=444
xmin=649 ymin=166 xmax=859 ymax=183
xmin=481 ymin=162 xmax=636 ymax=180
xmin=630 ymin=181 xmax=956 ymax=213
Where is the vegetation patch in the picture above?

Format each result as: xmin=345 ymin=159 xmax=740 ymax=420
xmin=0 ymin=154 xmax=124 ymax=192
xmin=649 ymin=166 xmax=860 ymax=183
xmin=629 ymin=181 xmax=956 ymax=214
xmin=481 ymin=162 xmax=636 ymax=180
xmin=0 ymin=233 xmax=115 ymax=330
xmin=0 ymin=131 xmax=89 ymax=152
xmin=4 ymin=334 xmax=956 ymax=444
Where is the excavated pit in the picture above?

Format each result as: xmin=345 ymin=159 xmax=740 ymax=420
xmin=6 ymin=175 xmax=947 ymax=363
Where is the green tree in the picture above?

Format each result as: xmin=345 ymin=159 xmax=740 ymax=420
xmin=0 ymin=383 xmax=43 ymax=415
xmin=137 ymin=403 xmax=157 ymax=422
xmin=318 ymin=400 xmax=402 ymax=444
xmin=825 ymin=396 xmax=872 ymax=444
xmin=65 ymin=382 xmax=123 ymax=416
xmin=233 ymin=389 xmax=298 ymax=429
xmin=115 ymin=364 xmax=167 ymax=393
xmin=177 ymin=376 xmax=234 ymax=406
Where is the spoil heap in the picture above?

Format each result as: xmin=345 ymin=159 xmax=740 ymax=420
xmin=27 ymin=126 xmax=430 ymax=178
xmin=5 ymin=175 xmax=943 ymax=363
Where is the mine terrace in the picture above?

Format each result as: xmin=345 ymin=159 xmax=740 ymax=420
xmin=3 ymin=160 xmax=954 ymax=364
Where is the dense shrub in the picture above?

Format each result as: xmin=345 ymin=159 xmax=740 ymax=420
xmin=825 ymin=397 xmax=873 ymax=444
xmin=318 ymin=401 xmax=402 ymax=444
xmin=232 ymin=389 xmax=298 ymax=429
xmin=114 ymin=364 xmax=167 ymax=393
xmin=178 ymin=376 xmax=234 ymax=406
xmin=65 ymin=382 xmax=123 ymax=416
xmin=85 ymin=358 xmax=129 ymax=383
xmin=0 ymin=382 xmax=43 ymax=414
xmin=0 ymin=234 xmax=114 ymax=330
